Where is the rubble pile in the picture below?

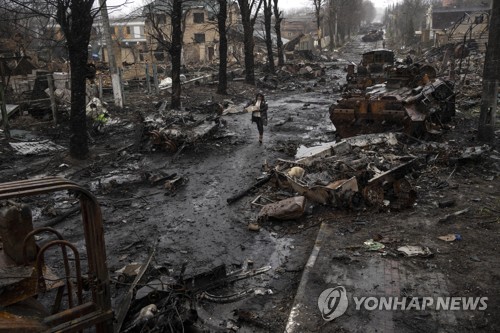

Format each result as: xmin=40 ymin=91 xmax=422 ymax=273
xmin=240 ymin=133 xmax=419 ymax=219
xmin=144 ymin=102 xmax=224 ymax=153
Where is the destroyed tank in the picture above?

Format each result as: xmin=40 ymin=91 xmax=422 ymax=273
xmin=330 ymin=78 xmax=455 ymax=138
xmin=346 ymin=49 xmax=438 ymax=90
xmin=332 ymin=48 xmax=453 ymax=138
xmin=361 ymin=29 xmax=384 ymax=42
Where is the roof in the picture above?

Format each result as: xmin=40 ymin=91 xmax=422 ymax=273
xmin=432 ymin=7 xmax=490 ymax=30
xmin=143 ymin=0 xmax=221 ymax=15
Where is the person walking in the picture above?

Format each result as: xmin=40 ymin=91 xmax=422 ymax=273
xmin=245 ymin=92 xmax=268 ymax=144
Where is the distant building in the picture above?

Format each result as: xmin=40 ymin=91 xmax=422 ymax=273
xmin=92 ymin=17 xmax=149 ymax=66
xmin=280 ymin=13 xmax=316 ymax=40
xmin=143 ymin=0 xmax=241 ymax=65
xmin=428 ymin=5 xmax=490 ymax=49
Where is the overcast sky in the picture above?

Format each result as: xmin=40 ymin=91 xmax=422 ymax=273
xmin=107 ymin=0 xmax=399 ymax=17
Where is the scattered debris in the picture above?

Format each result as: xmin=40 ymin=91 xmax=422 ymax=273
xmin=438 ymin=199 xmax=456 ymax=208
xmin=227 ymin=173 xmax=273 ymax=205
xmin=145 ymin=107 xmax=223 ymax=153
xmin=248 ymin=222 xmax=261 ymax=231
xmin=363 ymin=239 xmax=386 ymax=251
xmin=438 ymin=233 xmax=462 ymax=242
xmin=438 ymin=208 xmax=470 ymax=223
xmin=397 ymin=245 xmax=433 ymax=257
xmin=258 ymin=196 xmax=306 ymax=221
xmin=269 ymin=133 xmax=416 ymax=210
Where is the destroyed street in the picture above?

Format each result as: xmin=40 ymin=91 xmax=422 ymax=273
xmin=0 ymin=1 xmax=499 ymax=332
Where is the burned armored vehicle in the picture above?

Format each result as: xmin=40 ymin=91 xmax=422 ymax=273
xmin=346 ymin=49 xmax=437 ymax=90
xmin=332 ymin=46 xmax=455 ymax=138
xmin=330 ymin=79 xmax=455 ymax=138
xmin=361 ymin=29 xmax=384 ymax=42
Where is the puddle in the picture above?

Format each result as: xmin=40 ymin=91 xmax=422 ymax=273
xmin=295 ymin=141 xmax=337 ymax=159
xmin=267 ymin=234 xmax=293 ymax=269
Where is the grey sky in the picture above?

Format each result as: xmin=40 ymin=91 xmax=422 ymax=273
xmin=106 ymin=0 xmax=398 ymax=17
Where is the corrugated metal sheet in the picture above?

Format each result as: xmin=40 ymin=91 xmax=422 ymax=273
xmin=9 ymin=140 xmax=65 ymax=155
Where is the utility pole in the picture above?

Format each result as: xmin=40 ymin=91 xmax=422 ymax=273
xmin=478 ymin=2 xmax=499 ymax=142
xmin=99 ymin=0 xmax=124 ymax=108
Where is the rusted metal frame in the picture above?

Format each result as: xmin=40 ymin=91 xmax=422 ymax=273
xmin=79 ymin=196 xmax=113 ymax=333
xmin=46 ymin=309 xmax=114 ymax=333
xmin=35 ymin=240 xmax=83 ymax=307
xmin=0 ymin=177 xmax=68 ymax=191
xmin=23 ymin=227 xmax=75 ymax=311
xmin=43 ymin=302 xmax=96 ymax=328
xmin=0 ymin=177 xmax=113 ymax=332
xmin=52 ymin=286 xmax=65 ymax=315
xmin=22 ymin=227 xmax=66 ymax=265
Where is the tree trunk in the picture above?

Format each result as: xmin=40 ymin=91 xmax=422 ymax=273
xmin=273 ymin=0 xmax=285 ymax=67
xmin=241 ymin=15 xmax=255 ymax=84
xmin=263 ymin=0 xmax=275 ymax=73
xmin=478 ymin=1 xmax=499 ymax=142
xmin=58 ymin=0 xmax=96 ymax=160
xmin=314 ymin=1 xmax=322 ymax=50
xmin=68 ymin=47 xmax=89 ymax=159
xmin=99 ymin=0 xmax=123 ymax=108
xmin=170 ymin=0 xmax=183 ymax=109
xmin=217 ymin=0 xmax=228 ymax=95
xmin=238 ymin=0 xmax=262 ymax=84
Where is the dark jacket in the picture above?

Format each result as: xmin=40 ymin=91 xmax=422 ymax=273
xmin=247 ymin=98 xmax=268 ymax=126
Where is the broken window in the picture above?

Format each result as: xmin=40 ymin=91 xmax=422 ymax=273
xmin=194 ymin=33 xmax=205 ymax=43
xmin=194 ymin=13 xmax=204 ymax=23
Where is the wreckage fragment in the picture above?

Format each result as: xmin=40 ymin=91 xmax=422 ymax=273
xmin=258 ymin=196 xmax=306 ymax=221
xmin=144 ymin=107 xmax=222 ymax=152
xmin=270 ymin=134 xmax=416 ymax=211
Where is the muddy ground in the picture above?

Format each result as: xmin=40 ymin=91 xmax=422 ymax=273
xmin=0 ymin=36 xmax=499 ymax=332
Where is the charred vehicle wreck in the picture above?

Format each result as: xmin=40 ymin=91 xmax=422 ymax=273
xmin=331 ymin=49 xmax=455 ymax=138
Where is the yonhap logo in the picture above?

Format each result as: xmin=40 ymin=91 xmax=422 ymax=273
xmin=317 ymin=286 xmax=348 ymax=321
xmin=317 ymin=286 xmax=488 ymax=322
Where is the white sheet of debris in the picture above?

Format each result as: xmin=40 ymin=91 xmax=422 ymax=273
xmin=10 ymin=140 xmax=65 ymax=155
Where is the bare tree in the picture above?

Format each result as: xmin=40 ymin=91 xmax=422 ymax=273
xmin=144 ymin=0 xmax=186 ymax=109
xmin=170 ymin=0 xmax=182 ymax=108
xmin=325 ymin=0 xmax=349 ymax=49
xmin=217 ymin=0 xmax=228 ymax=94
xmin=385 ymin=0 xmax=431 ymax=46
xmin=272 ymin=0 xmax=285 ymax=66
xmin=263 ymin=0 xmax=274 ymax=73
xmin=237 ymin=0 xmax=263 ymax=84
xmin=312 ymin=0 xmax=324 ymax=49
xmin=3 ymin=0 xmax=99 ymax=159
xmin=478 ymin=1 xmax=499 ymax=142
